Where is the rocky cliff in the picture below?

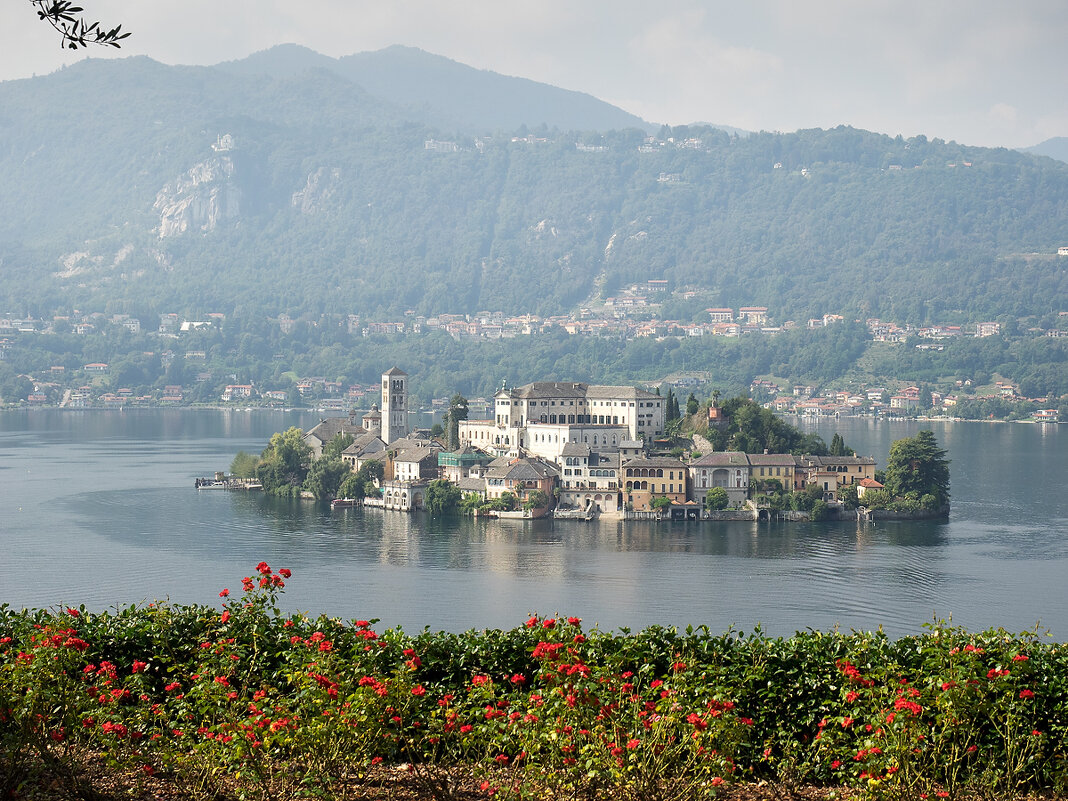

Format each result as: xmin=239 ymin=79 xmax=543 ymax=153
xmin=154 ymin=155 xmax=241 ymax=237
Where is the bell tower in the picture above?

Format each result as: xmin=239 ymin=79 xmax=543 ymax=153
xmin=381 ymin=367 xmax=409 ymax=444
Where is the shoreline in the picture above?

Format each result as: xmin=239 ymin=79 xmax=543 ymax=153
xmin=3 ymin=404 xmax=1060 ymax=425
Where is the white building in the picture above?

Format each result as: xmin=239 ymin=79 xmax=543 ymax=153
xmin=459 ymin=381 xmax=664 ymax=458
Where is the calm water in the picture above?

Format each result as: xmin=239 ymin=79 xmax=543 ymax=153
xmin=0 ymin=409 xmax=1064 ymax=639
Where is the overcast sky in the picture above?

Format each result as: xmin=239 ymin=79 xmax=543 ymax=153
xmin=2 ymin=0 xmax=1064 ymax=148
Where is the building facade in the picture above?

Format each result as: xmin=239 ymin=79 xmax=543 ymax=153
xmin=459 ymin=381 xmax=665 ymax=458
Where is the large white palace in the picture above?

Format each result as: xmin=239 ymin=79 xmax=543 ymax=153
xmin=458 ymin=381 xmax=665 ymax=460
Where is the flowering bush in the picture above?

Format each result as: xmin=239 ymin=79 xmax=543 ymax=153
xmin=1 ymin=567 xmax=1065 ymax=800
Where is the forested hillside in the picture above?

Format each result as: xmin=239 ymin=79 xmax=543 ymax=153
xmin=0 ymin=48 xmax=1066 ymax=323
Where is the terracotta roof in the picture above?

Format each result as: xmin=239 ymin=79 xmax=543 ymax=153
xmin=622 ymin=457 xmax=688 ymax=469
xmin=746 ymin=453 xmax=799 ymax=467
xmin=690 ymin=451 xmax=749 ymax=467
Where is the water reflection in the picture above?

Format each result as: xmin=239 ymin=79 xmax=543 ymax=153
xmin=2 ymin=410 xmax=1065 ymax=638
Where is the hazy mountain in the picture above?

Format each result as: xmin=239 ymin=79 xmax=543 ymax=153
xmin=1022 ymin=137 xmax=1068 ymax=164
xmin=689 ymin=121 xmax=752 ymax=138
xmin=219 ymin=44 xmax=653 ymax=134
xmin=0 ymin=54 xmax=1065 ymax=325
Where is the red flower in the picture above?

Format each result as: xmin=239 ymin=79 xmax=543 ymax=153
xmin=525 ymin=616 xmax=538 ymax=628
xmin=841 ymin=717 xmax=853 ymax=728
xmin=220 ymin=611 xmax=230 ymax=624
xmin=411 ymin=685 xmax=426 ymax=696
xmin=1013 ymin=653 xmax=1028 ymax=661
xmin=219 ymin=589 xmax=229 ymax=598
xmin=567 ymin=616 xmax=581 ymax=625
xmin=831 ymin=760 xmax=841 ymax=769
xmin=279 ymin=568 xmax=292 ymax=578
xmin=371 ymin=756 xmax=383 ymax=766
xmin=894 ymin=698 xmax=922 ymax=716
xmin=131 ymin=661 xmax=147 ymax=674
xmin=1019 ymin=689 xmax=1035 ymax=699
xmin=542 ymin=618 xmax=556 ymax=629
xmin=627 ymin=738 xmax=640 ymax=749
xmin=256 ymin=561 xmax=271 ymax=575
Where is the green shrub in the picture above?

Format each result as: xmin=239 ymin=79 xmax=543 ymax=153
xmin=1 ymin=568 xmax=1063 ymax=800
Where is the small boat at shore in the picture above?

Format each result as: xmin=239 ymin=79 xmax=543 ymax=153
xmin=330 ymin=498 xmax=359 ymax=508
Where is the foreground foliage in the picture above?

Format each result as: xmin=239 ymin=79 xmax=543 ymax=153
xmin=1 ymin=565 xmax=1065 ymax=800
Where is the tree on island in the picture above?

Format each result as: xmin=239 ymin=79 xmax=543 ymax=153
xmin=883 ymin=430 xmax=950 ymax=508
xmin=425 ymin=479 xmax=462 ymax=516
xmin=229 ymin=450 xmax=260 ymax=478
xmin=830 ymin=433 xmax=854 ymax=456
xmin=255 ymin=427 xmax=312 ymax=497
xmin=704 ymin=487 xmax=729 ymax=511
xmin=522 ymin=489 xmax=549 ymax=512
xmin=443 ymin=394 xmax=469 ymax=450
xmin=650 ymin=495 xmax=673 ymax=512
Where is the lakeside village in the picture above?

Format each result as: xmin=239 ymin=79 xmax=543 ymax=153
xmin=220 ymin=367 xmax=949 ymax=524
xmin=3 ymin=297 xmax=1066 ymax=422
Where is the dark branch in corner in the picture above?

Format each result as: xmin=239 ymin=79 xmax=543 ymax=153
xmin=30 ymin=0 xmax=131 ymax=49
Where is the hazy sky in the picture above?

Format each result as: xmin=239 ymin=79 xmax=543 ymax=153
xmin=2 ymin=1 xmax=1064 ymax=148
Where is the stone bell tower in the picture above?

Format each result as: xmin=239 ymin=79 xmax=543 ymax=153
xmin=380 ymin=367 xmax=409 ymax=445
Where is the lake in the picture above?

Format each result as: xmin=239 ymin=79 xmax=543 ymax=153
xmin=0 ymin=409 xmax=1064 ymax=639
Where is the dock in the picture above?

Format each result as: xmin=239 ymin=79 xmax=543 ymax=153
xmin=195 ymin=473 xmax=262 ymax=491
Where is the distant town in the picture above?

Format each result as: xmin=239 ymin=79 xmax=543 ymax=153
xmin=2 ymin=288 xmax=1064 ymax=422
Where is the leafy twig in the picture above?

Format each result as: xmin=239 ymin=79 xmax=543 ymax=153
xmin=29 ymin=0 xmax=130 ymax=49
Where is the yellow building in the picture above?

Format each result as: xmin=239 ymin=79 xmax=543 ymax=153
xmin=623 ymin=457 xmax=688 ymax=511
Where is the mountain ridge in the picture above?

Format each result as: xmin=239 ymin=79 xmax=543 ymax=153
xmin=216 ymin=43 xmax=653 ymax=134
xmin=0 ymin=52 xmax=1064 ymax=325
